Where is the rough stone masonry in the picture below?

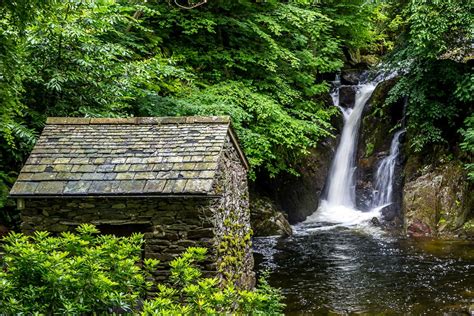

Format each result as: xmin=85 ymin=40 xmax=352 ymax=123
xmin=10 ymin=116 xmax=254 ymax=288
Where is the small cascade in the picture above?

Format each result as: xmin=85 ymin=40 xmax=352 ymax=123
xmin=371 ymin=130 xmax=404 ymax=209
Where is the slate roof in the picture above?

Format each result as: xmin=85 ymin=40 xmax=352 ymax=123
xmin=10 ymin=116 xmax=248 ymax=197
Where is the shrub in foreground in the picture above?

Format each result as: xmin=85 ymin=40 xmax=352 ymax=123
xmin=0 ymin=224 xmax=284 ymax=314
xmin=0 ymin=224 xmax=150 ymax=314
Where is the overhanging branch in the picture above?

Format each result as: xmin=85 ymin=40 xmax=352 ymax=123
xmin=173 ymin=0 xmax=207 ymax=9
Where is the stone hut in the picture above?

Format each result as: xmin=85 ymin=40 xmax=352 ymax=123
xmin=9 ymin=116 xmax=254 ymax=288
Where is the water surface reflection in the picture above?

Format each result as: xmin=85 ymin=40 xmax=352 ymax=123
xmin=253 ymin=227 xmax=474 ymax=315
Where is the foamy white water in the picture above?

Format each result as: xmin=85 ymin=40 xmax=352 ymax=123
xmin=325 ymin=83 xmax=376 ymax=208
xmin=371 ymin=130 xmax=404 ymax=208
xmin=305 ymin=79 xmax=381 ymax=226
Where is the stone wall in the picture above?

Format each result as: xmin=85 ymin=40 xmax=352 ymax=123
xmin=212 ymin=136 xmax=254 ymax=288
xmin=21 ymin=197 xmax=217 ymax=281
xmin=18 ymin=135 xmax=254 ymax=288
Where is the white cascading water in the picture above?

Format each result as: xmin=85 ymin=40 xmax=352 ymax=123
xmin=305 ymin=78 xmax=383 ymax=226
xmin=371 ymin=130 xmax=404 ymax=209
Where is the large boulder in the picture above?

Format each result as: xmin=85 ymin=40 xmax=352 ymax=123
xmin=403 ymin=161 xmax=473 ymax=238
xmin=250 ymin=195 xmax=292 ymax=237
xmin=339 ymin=86 xmax=356 ymax=109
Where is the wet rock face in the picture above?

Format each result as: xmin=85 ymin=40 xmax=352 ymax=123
xmin=356 ymin=78 xmax=405 ymax=216
xmin=253 ymin=139 xmax=336 ymax=224
xmin=339 ymin=86 xmax=356 ymax=109
xmin=407 ymin=219 xmax=432 ymax=237
xmin=403 ymin=161 xmax=473 ymax=238
xmin=250 ymin=195 xmax=292 ymax=237
xmin=341 ymin=71 xmax=361 ymax=85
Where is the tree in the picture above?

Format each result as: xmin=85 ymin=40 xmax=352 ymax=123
xmin=384 ymin=0 xmax=473 ymax=154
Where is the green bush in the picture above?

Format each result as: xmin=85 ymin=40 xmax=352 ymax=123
xmin=0 ymin=224 xmax=284 ymax=315
xmin=141 ymin=247 xmax=284 ymax=315
xmin=0 ymin=224 xmax=152 ymax=314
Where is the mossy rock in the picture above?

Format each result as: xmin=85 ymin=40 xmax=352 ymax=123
xmin=249 ymin=196 xmax=292 ymax=237
xmin=403 ymin=161 xmax=473 ymax=238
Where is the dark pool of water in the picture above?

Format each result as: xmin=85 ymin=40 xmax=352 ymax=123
xmin=253 ymin=225 xmax=474 ymax=315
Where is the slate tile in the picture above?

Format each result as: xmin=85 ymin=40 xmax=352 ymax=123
xmin=203 ymin=156 xmax=218 ymax=162
xmin=115 ymin=180 xmax=146 ymax=194
xmin=81 ymin=173 xmax=105 ymax=180
xmin=180 ymin=163 xmax=196 ymax=171
xmin=25 ymin=157 xmax=41 ymax=164
xmin=134 ymin=172 xmax=156 ymax=180
xmin=71 ymin=165 xmax=97 ymax=173
xmin=64 ymin=181 xmax=92 ymax=194
xmin=116 ymin=172 xmax=135 ymax=180
xmin=111 ymin=158 xmax=127 ymax=164
xmin=126 ymin=157 xmax=143 ymax=164
xmin=145 ymin=157 xmax=162 ymax=164
xmin=114 ymin=164 xmax=131 ymax=172
xmin=56 ymin=172 xmax=82 ymax=180
xmin=166 ymin=156 xmax=183 ymax=163
xmin=70 ymin=158 xmax=90 ymax=164
xmin=31 ymin=173 xmax=57 ymax=181
xmin=129 ymin=164 xmax=153 ymax=172
xmin=39 ymin=158 xmax=56 ymax=164
xmin=54 ymin=158 xmax=71 ymax=164
xmin=88 ymin=181 xmax=118 ymax=194
xmin=17 ymin=173 xmax=35 ymax=181
xmin=185 ymin=179 xmax=213 ymax=193
xmin=103 ymin=173 xmax=117 ymax=180
xmin=194 ymin=162 xmax=218 ymax=170
xmin=92 ymin=158 xmax=106 ymax=164
xmin=176 ymin=171 xmax=197 ymax=179
xmin=198 ymin=170 xmax=215 ymax=179
xmin=143 ymin=180 xmax=167 ymax=193
xmin=162 ymin=180 xmax=174 ymax=194
xmin=172 ymin=179 xmax=188 ymax=193
xmin=22 ymin=165 xmax=46 ymax=172
xmin=10 ymin=182 xmax=39 ymax=195
xmin=35 ymin=181 xmax=67 ymax=195
xmin=97 ymin=164 xmax=115 ymax=172
xmin=53 ymin=164 xmax=72 ymax=172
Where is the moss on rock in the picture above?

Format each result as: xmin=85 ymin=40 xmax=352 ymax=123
xmin=403 ymin=161 xmax=473 ymax=238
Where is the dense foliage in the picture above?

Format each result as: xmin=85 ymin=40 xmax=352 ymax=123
xmin=383 ymin=0 xmax=473 ymax=164
xmin=0 ymin=0 xmax=378 ymax=173
xmin=0 ymin=0 xmax=472 ymax=219
xmin=141 ymin=247 xmax=284 ymax=315
xmin=0 ymin=224 xmax=284 ymax=314
xmin=0 ymin=0 xmax=383 ymax=223
xmin=0 ymin=224 xmax=151 ymax=313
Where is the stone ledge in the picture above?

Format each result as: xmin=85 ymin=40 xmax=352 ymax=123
xmin=46 ymin=116 xmax=231 ymax=125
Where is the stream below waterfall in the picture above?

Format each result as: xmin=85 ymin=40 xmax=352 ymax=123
xmin=253 ymin=74 xmax=474 ymax=314
xmin=253 ymin=228 xmax=474 ymax=315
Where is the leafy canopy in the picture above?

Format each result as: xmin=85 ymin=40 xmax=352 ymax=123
xmin=0 ymin=0 xmax=378 ymax=181
xmin=384 ymin=0 xmax=473 ymax=157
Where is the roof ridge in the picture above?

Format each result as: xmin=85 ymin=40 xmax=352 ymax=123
xmin=46 ymin=116 xmax=231 ymax=125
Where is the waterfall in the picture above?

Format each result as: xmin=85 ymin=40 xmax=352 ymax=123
xmin=305 ymin=78 xmax=382 ymax=225
xmin=325 ymin=83 xmax=376 ymax=208
xmin=371 ymin=130 xmax=404 ymax=209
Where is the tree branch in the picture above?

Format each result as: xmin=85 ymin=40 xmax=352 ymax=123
xmin=173 ymin=0 xmax=207 ymax=10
